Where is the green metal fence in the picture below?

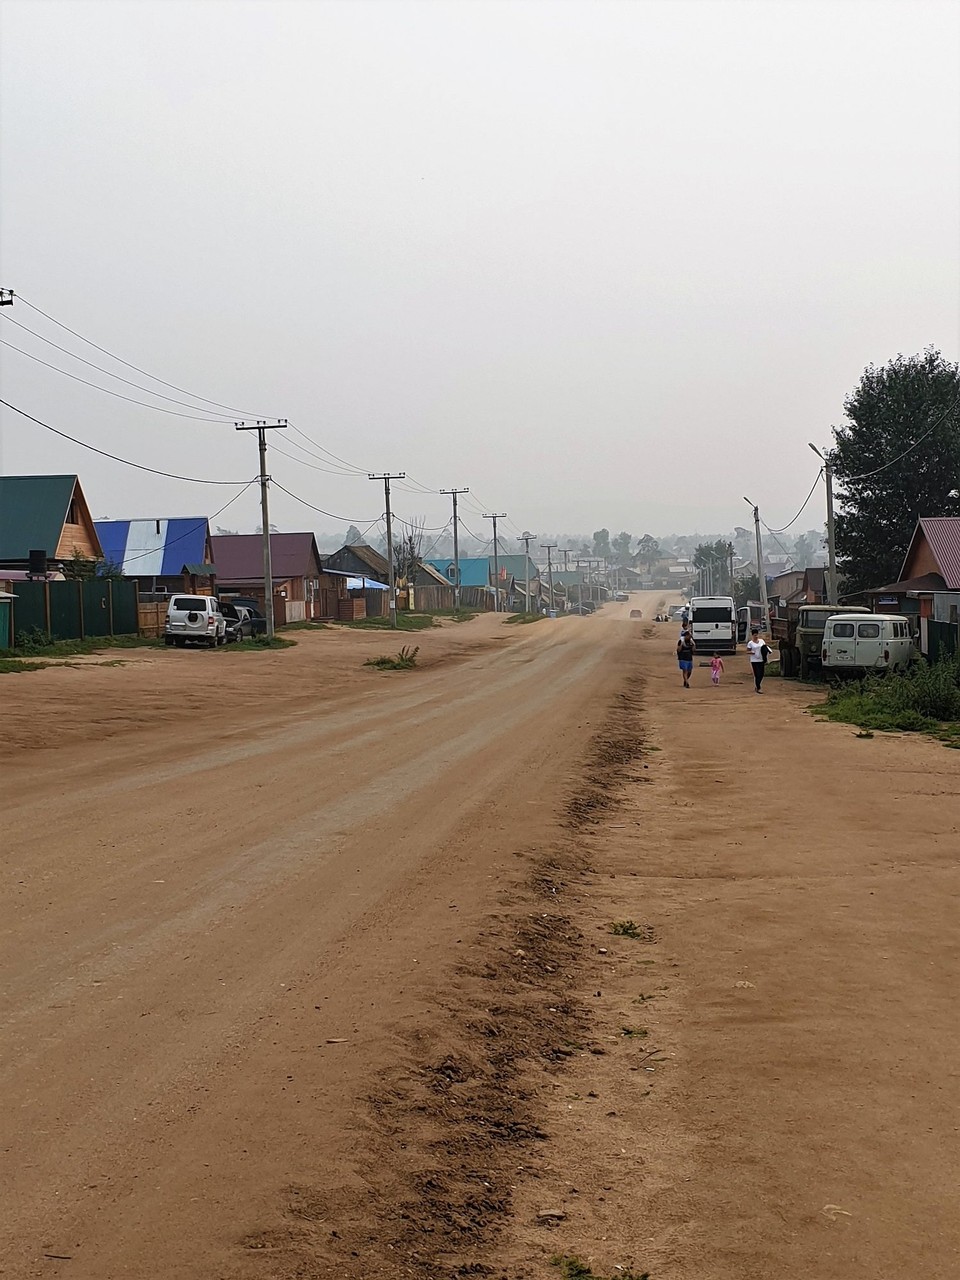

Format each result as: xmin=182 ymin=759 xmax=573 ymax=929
xmin=4 ymin=580 xmax=139 ymax=645
xmin=926 ymin=619 xmax=960 ymax=664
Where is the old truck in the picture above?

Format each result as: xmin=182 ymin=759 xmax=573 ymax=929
xmin=771 ymin=603 xmax=870 ymax=678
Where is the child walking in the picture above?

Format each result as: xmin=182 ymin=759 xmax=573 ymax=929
xmin=710 ymin=654 xmax=724 ymax=686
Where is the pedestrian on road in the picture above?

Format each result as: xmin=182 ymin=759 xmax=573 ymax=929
xmin=677 ymin=626 xmax=695 ymax=688
xmin=710 ymin=653 xmax=724 ymax=686
xmin=746 ymin=627 xmax=770 ymax=693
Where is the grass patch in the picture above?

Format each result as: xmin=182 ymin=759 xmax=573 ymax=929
xmin=504 ymin=611 xmax=545 ymax=625
xmin=364 ymin=645 xmax=420 ymax=670
xmin=3 ymin=630 xmax=162 ymax=659
xmin=609 ymin=919 xmax=645 ymax=939
xmin=343 ymin=613 xmax=437 ymax=631
xmin=249 ymin=633 xmax=295 ymax=649
xmin=621 ymin=1026 xmax=649 ymax=1038
xmin=816 ymin=655 xmax=960 ymax=740
xmin=279 ymin=619 xmax=329 ymax=631
xmin=427 ymin=608 xmax=478 ymax=623
xmin=551 ymin=1257 xmax=650 ymax=1280
xmin=0 ymin=657 xmax=52 ymax=674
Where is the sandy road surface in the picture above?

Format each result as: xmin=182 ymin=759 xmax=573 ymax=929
xmin=4 ymin=601 xmax=960 ymax=1279
xmin=0 ymin=607 xmax=646 ymax=1279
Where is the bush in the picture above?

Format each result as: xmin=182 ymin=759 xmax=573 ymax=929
xmin=820 ymin=654 xmax=960 ymax=736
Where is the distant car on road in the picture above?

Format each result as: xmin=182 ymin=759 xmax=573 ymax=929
xmin=613 ymin=591 xmax=629 ymax=602
xmin=164 ymin=595 xmax=227 ymax=648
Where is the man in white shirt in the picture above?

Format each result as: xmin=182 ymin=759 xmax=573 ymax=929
xmin=745 ymin=627 xmax=770 ymax=693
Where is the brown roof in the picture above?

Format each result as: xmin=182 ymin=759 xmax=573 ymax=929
xmin=210 ymin=532 xmax=321 ymax=584
xmin=331 ymin=542 xmax=390 ymax=579
xmin=900 ymin=517 xmax=960 ymax=589
xmin=869 ymin=571 xmax=947 ymax=595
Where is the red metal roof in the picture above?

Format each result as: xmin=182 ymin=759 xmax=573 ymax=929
xmin=901 ymin=518 xmax=960 ymax=589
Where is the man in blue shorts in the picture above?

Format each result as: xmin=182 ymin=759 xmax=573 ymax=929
xmin=677 ymin=626 xmax=695 ymax=688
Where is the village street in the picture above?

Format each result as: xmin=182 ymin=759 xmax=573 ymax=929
xmin=2 ymin=599 xmax=959 ymax=1279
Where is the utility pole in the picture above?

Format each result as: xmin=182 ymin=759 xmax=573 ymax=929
xmin=744 ymin=497 xmax=770 ymax=634
xmin=440 ymin=487 xmax=469 ymax=610
xmin=369 ymin=472 xmax=405 ymax=627
xmin=236 ymin=419 xmax=287 ymax=638
xmin=809 ymin=443 xmax=838 ymax=604
xmin=483 ymin=513 xmax=506 ymax=612
xmin=520 ymin=531 xmax=536 ymax=614
xmin=559 ymin=548 xmax=572 ymax=571
xmin=0 ymin=290 xmax=12 ymax=474
xmin=541 ymin=543 xmax=557 ymax=613
xmin=728 ymin=542 xmax=735 ymax=596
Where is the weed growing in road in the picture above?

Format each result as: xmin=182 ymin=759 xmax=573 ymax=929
xmin=609 ymin=919 xmax=653 ymax=940
xmin=551 ymin=1256 xmax=650 ymax=1280
xmin=345 ymin=613 xmax=437 ymax=631
xmin=249 ymin=633 xmax=296 ymax=649
xmin=0 ymin=657 xmax=51 ymax=675
xmin=4 ymin=631 xmax=162 ymax=658
xmin=504 ymin=612 xmax=545 ymax=625
xmin=621 ymin=1026 xmax=649 ymax=1038
xmin=364 ymin=645 xmax=420 ymax=671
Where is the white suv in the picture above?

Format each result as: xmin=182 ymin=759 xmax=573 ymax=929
xmin=164 ymin=595 xmax=227 ymax=648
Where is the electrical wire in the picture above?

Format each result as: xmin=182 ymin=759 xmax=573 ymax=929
xmin=0 ymin=313 xmax=241 ymax=420
xmin=419 ymin=519 xmax=453 ymax=562
xmin=14 ymin=293 xmax=272 ymax=418
xmin=278 ymin=433 xmax=368 ymax=476
xmin=842 ymin=392 xmax=960 ymax=482
xmin=764 ymin=470 xmax=824 ymax=534
xmin=0 ymin=398 xmax=251 ymax=484
xmin=286 ymin=423 xmax=369 ymax=475
xmin=270 ymin=479 xmax=378 ymax=524
xmin=109 ymin=483 xmax=258 ymax=566
xmin=1 ymin=339 xmax=242 ymax=422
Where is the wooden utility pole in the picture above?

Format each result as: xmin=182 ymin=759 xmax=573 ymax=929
xmin=540 ymin=543 xmax=557 ymax=613
xmin=809 ymin=443 xmax=838 ymax=604
xmin=744 ymin=497 xmax=770 ymax=634
xmin=236 ymin=419 xmax=287 ymax=638
xmin=520 ymin=531 xmax=536 ymax=614
xmin=440 ymin=487 xmax=469 ymax=610
xmin=369 ymin=473 xmax=405 ymax=627
xmin=483 ymin=513 xmax=506 ymax=612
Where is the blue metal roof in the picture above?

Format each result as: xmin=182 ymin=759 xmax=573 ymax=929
xmin=94 ymin=518 xmax=211 ymax=576
xmin=426 ymin=558 xmax=491 ymax=588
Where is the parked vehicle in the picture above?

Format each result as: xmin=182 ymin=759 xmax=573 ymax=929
xmin=219 ymin=600 xmax=266 ymax=640
xmin=736 ymin=603 xmax=764 ymax=643
xmin=613 ymin=591 xmax=629 ymax=602
xmin=164 ymin=595 xmax=227 ymax=648
xmin=821 ymin=613 xmax=914 ymax=674
xmin=771 ymin=603 xmax=870 ymax=678
xmin=689 ymin=595 xmax=737 ymax=654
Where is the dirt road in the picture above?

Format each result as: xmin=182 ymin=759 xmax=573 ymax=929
xmin=3 ymin=603 xmax=959 ymax=1279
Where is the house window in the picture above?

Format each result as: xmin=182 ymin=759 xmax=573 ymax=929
xmin=156 ymin=519 xmax=162 ymax=536
xmin=67 ymin=498 xmax=80 ymax=524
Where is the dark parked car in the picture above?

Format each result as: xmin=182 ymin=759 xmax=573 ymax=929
xmin=220 ymin=600 xmax=267 ymax=641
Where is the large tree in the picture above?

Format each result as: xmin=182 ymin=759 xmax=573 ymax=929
xmin=592 ymin=528 xmax=611 ymax=561
xmin=831 ymin=348 xmax=960 ymax=593
xmin=635 ymin=533 xmax=661 ymax=570
xmin=611 ymin=531 xmax=633 ymax=566
xmin=694 ymin=539 xmax=734 ymax=593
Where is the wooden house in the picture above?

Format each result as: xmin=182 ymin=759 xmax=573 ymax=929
xmin=94 ymin=516 xmax=216 ymax=595
xmin=0 ymin=474 xmax=102 ymax=573
xmin=212 ymin=532 xmax=342 ymax=623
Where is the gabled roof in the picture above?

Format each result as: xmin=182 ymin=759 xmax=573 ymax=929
xmin=426 ymin=557 xmax=491 ymax=588
xmin=900 ymin=517 xmax=960 ymax=589
xmin=492 ymin=554 xmax=538 ymax=582
xmin=0 ymin=474 xmax=102 ymax=560
xmin=869 ymin=571 xmax=947 ymax=596
xmin=211 ymin=532 xmax=321 ymax=584
xmin=326 ymin=542 xmax=390 ymax=580
xmin=414 ymin=561 xmax=454 ymax=588
xmin=95 ymin=517 xmax=211 ymax=577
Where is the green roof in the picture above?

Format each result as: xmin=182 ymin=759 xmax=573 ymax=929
xmin=0 ymin=475 xmax=81 ymax=560
xmin=183 ymin=562 xmax=216 ymax=577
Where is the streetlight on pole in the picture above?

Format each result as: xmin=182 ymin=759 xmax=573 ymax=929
xmin=440 ymin=487 xmax=469 ymax=611
xmin=809 ymin=443 xmax=838 ymax=605
xmin=744 ymin=497 xmax=770 ymax=634
xmin=369 ymin=473 xmax=405 ymax=627
xmin=520 ymin=531 xmax=536 ymax=614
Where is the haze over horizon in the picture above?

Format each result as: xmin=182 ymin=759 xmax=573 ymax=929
xmin=2 ymin=0 xmax=958 ymax=546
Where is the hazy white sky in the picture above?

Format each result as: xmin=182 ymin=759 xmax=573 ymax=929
xmin=2 ymin=0 xmax=958 ymax=543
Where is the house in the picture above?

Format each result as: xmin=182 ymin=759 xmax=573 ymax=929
xmin=211 ymin=532 xmax=335 ymax=623
xmin=426 ymin=556 xmax=506 ymax=609
xmin=866 ymin=517 xmax=960 ymax=624
xmin=94 ymin=517 xmax=216 ymax=596
xmin=0 ymin=474 xmax=102 ymax=573
xmin=408 ymin=561 xmax=456 ymax=610
xmin=323 ymin=543 xmax=390 ymax=584
xmin=768 ymin=569 xmax=806 ymax=607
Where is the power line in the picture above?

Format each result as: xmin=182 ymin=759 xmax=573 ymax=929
xmin=0 ymin=313 xmax=239 ymax=419
xmin=286 ymin=423 xmax=369 ymax=475
xmin=0 ymin=398 xmax=251 ymax=484
xmin=270 ymin=478 xmax=378 ymax=524
xmin=1 ymin=338 xmax=240 ymax=422
xmin=842 ymin=391 xmax=960 ymax=482
xmin=14 ymin=293 xmax=271 ymax=418
xmin=111 ymin=483 xmax=258 ymax=565
xmin=764 ymin=470 xmax=823 ymax=534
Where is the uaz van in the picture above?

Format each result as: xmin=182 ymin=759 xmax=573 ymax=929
xmin=821 ymin=613 xmax=914 ymax=674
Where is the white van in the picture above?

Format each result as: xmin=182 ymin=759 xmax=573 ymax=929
xmin=821 ymin=613 xmax=914 ymax=674
xmin=689 ymin=595 xmax=737 ymax=653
